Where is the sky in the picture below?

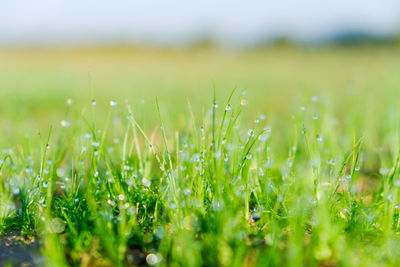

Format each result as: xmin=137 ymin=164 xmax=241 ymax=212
xmin=0 ymin=0 xmax=400 ymax=47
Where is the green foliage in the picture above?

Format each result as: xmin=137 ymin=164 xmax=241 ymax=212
xmin=1 ymin=47 xmax=400 ymax=266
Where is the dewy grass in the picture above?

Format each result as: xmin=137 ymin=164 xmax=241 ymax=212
xmin=2 ymin=89 xmax=400 ymax=267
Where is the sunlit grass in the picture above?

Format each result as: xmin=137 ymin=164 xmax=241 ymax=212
xmin=1 ymin=47 xmax=400 ymax=266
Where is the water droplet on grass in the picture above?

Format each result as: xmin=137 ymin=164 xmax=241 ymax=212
xmin=258 ymin=133 xmax=269 ymax=142
xmin=311 ymin=96 xmax=318 ymax=103
xmin=91 ymin=142 xmax=100 ymax=147
xmin=56 ymin=167 xmax=65 ymax=177
xmin=142 ymin=178 xmax=151 ymax=187
xmin=379 ymin=168 xmax=390 ymax=175
xmin=50 ymin=218 xmax=66 ymax=233
xmin=240 ymin=99 xmax=248 ymax=106
xmin=247 ymin=129 xmax=255 ymax=137
xmin=253 ymin=213 xmax=261 ymax=221
xmin=107 ymin=199 xmax=115 ymax=206
xmin=146 ymin=253 xmax=159 ymax=265
xmin=13 ymin=188 xmax=20 ymax=195
xmin=60 ymin=120 xmax=70 ymax=128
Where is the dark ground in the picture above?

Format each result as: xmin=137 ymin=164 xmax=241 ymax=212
xmin=0 ymin=232 xmax=43 ymax=267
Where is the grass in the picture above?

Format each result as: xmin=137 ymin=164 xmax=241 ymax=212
xmin=1 ymin=46 xmax=400 ymax=266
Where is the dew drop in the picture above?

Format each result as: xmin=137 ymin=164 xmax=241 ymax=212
xmin=60 ymin=120 xmax=70 ymax=128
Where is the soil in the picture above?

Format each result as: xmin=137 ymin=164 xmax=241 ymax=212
xmin=0 ymin=232 xmax=43 ymax=267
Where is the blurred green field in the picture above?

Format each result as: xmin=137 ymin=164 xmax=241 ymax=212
xmin=2 ymin=46 xmax=400 ymax=266
xmin=1 ymin=46 xmax=399 ymax=118
xmin=1 ymin=46 xmax=400 ymax=153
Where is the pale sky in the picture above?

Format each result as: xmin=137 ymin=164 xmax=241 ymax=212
xmin=1 ymin=0 xmax=399 ymax=46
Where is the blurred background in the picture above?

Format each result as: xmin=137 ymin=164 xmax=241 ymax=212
xmin=1 ymin=0 xmax=400 ymax=132
xmin=1 ymin=0 xmax=400 ymax=47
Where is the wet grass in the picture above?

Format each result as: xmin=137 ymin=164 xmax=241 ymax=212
xmin=1 ymin=46 xmax=400 ymax=266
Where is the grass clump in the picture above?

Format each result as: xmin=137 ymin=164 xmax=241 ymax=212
xmin=1 ymin=88 xmax=400 ymax=267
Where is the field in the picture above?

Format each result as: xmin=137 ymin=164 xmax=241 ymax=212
xmin=1 ymin=46 xmax=400 ymax=266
